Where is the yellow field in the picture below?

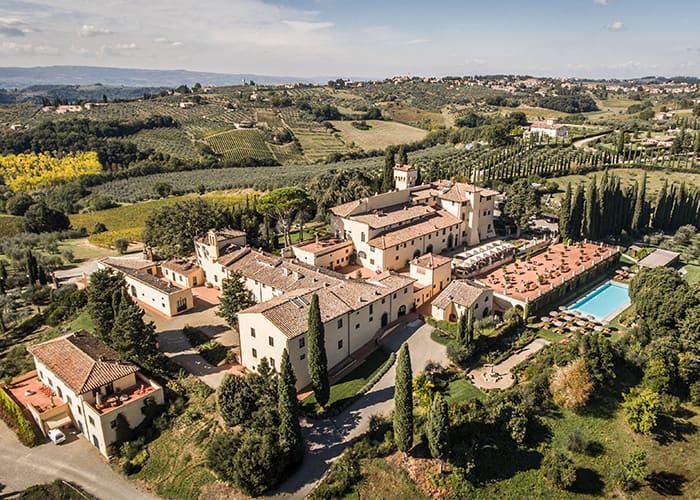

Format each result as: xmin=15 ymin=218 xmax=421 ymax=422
xmin=330 ymin=120 xmax=428 ymax=151
xmin=0 ymin=151 xmax=101 ymax=191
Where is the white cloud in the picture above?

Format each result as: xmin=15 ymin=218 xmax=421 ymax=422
xmin=101 ymin=42 xmax=139 ymax=56
xmin=466 ymin=58 xmax=487 ymax=66
xmin=154 ymin=37 xmax=183 ymax=48
xmin=405 ymin=38 xmax=430 ymax=45
xmin=0 ymin=17 xmax=34 ymax=37
xmin=593 ymin=0 xmax=609 ymax=5
xmin=78 ymin=24 xmax=112 ymax=37
xmin=606 ymin=21 xmax=624 ymax=30
xmin=281 ymin=20 xmax=334 ymax=32
xmin=0 ymin=40 xmax=57 ymax=54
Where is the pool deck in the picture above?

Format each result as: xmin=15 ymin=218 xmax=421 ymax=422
xmin=568 ymin=281 xmax=630 ymax=323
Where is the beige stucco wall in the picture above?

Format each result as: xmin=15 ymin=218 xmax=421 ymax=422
xmin=293 ymin=243 xmax=353 ymax=270
xmin=123 ymin=274 xmax=193 ymax=317
xmin=431 ymin=289 xmax=494 ymax=322
xmin=162 ymin=266 xmax=204 ymax=288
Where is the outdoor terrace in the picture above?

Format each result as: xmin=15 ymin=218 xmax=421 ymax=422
xmin=479 ymin=242 xmax=618 ymax=303
xmin=85 ymin=373 xmax=160 ymax=416
xmin=8 ymin=371 xmax=65 ymax=414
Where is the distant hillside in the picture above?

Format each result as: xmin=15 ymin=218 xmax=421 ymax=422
xmin=0 ymin=84 xmax=166 ymax=105
xmin=0 ymin=65 xmax=333 ymax=89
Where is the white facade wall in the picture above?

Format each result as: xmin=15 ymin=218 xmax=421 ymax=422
xmin=123 ymin=274 xmax=193 ymax=317
xmin=431 ymin=290 xmax=494 ymax=322
xmin=293 ymin=244 xmax=353 ymax=270
xmin=162 ymin=266 xmax=204 ymax=288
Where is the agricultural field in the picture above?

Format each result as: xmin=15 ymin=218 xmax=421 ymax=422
xmin=126 ymin=127 xmax=201 ymax=160
xmin=381 ymin=104 xmax=446 ymax=126
xmin=551 ymin=168 xmax=700 ymax=196
xmin=329 ymin=120 xmax=428 ymax=151
xmin=202 ymin=128 xmax=276 ymax=163
xmin=280 ymin=108 xmax=349 ymax=162
xmin=0 ymin=151 xmax=101 ymax=191
xmin=69 ymin=189 xmax=255 ymax=245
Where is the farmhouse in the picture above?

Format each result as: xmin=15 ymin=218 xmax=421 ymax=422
xmin=330 ymin=165 xmax=498 ymax=271
xmin=14 ymin=331 xmax=164 ymax=457
xmin=526 ymin=119 xmax=568 ymax=138
xmin=237 ymin=271 xmax=415 ymax=390
xmin=431 ymin=279 xmax=493 ymax=322
xmin=98 ymin=258 xmax=194 ymax=317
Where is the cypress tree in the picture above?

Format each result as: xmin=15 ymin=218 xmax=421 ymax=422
xmin=0 ymin=260 xmax=6 ymax=294
xmin=426 ymin=393 xmax=449 ymax=462
xmin=631 ymin=172 xmax=647 ymax=232
xmin=25 ymin=250 xmax=39 ymax=284
xmin=652 ymin=180 xmax=669 ymax=230
xmin=87 ymin=268 xmax=125 ymax=341
xmin=584 ymin=177 xmax=598 ymax=239
xmin=307 ymin=293 xmax=330 ymax=407
xmin=458 ymin=311 xmax=468 ymax=346
xmin=397 ymin=144 xmax=408 ymax=165
xmin=381 ymin=148 xmax=395 ymax=192
xmin=278 ymin=349 xmax=303 ymax=467
xmin=569 ymin=184 xmax=584 ymax=241
xmin=394 ymin=343 xmax=413 ymax=452
xmin=559 ymin=182 xmax=572 ymax=240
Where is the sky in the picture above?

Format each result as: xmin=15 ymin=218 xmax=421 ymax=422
xmin=0 ymin=0 xmax=698 ymax=79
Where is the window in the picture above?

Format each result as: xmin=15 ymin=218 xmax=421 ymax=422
xmin=110 ymin=420 xmax=117 ymax=429
xmin=66 ymin=395 xmax=71 ymax=405
xmin=77 ymin=406 xmax=82 ymax=416
xmin=300 ymin=353 xmax=306 ymax=360
xmin=252 ymin=348 xmax=258 ymax=358
xmin=475 ymin=303 xmax=479 ymax=309
xmin=338 ymin=340 xmax=343 ymax=349
xmin=369 ymin=316 xmax=373 ymax=322
xmin=393 ymin=293 xmax=397 ymax=299
xmin=88 ymin=416 xmax=95 ymax=426
xmin=337 ymin=319 xmax=343 ymax=328
xmin=250 ymin=327 xmax=256 ymax=338
xmin=355 ymin=323 xmax=360 ymax=329
xmin=299 ymin=337 xmax=305 ymax=348
xmin=270 ymin=358 xmax=275 ymax=369
xmin=268 ymin=336 xmax=274 ymax=347
xmin=358 ymin=251 xmax=367 ymax=259
xmin=370 ymin=247 xmax=375 ymax=253
xmin=370 ymin=259 xmax=375 ymax=265
xmin=214 ymin=275 xmax=218 ymax=282
xmin=485 ymin=296 xmax=489 ymax=302
xmin=369 ymin=304 xmax=374 ymax=314
xmin=395 ymin=256 xmax=399 ymax=260
xmin=57 ymin=387 xmax=63 ymax=398
xmin=382 ymin=298 xmax=386 ymax=304
xmin=404 ymin=287 xmax=408 ymax=294
xmin=176 ymin=297 xmax=187 ymax=312
xmin=48 ymin=379 xmax=53 ymax=387
xmin=361 ymin=232 xmax=366 ymax=242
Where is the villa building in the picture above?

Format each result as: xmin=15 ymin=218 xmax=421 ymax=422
xmin=193 ymin=228 xmax=248 ymax=288
xmin=431 ymin=279 xmax=494 ymax=321
xmin=526 ymin=119 xmax=568 ymax=138
xmin=330 ymin=166 xmax=498 ymax=272
xmin=21 ymin=331 xmax=164 ymax=457
xmin=292 ymin=236 xmax=354 ymax=270
xmin=410 ymin=253 xmax=453 ymax=308
xmin=237 ymin=271 xmax=415 ymax=389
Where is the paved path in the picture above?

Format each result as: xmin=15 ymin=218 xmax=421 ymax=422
xmin=270 ymin=320 xmax=447 ymax=499
xmin=146 ymin=293 xmax=239 ymax=388
xmin=469 ymin=338 xmax=550 ymax=389
xmin=0 ymin=422 xmax=156 ymax=499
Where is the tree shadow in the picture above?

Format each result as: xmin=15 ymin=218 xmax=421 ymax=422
xmin=570 ymin=468 xmax=605 ymax=495
xmin=654 ymin=416 xmax=698 ymax=446
xmin=524 ymin=417 xmax=552 ymax=447
xmin=647 ymin=471 xmax=687 ymax=496
xmin=473 ymin=444 xmax=543 ymax=483
xmin=585 ymin=440 xmax=605 ymax=457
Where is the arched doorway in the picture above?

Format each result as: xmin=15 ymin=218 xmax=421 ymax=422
xmin=447 ymin=233 xmax=454 ymax=248
xmin=426 ymin=244 xmax=433 ymax=254
xmin=398 ymin=305 xmax=407 ymax=317
xmin=482 ymin=307 xmax=489 ymax=318
xmin=381 ymin=312 xmax=388 ymax=327
xmin=413 ymin=250 xmax=420 ymax=259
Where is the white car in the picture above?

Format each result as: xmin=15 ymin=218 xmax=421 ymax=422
xmin=47 ymin=428 xmax=66 ymax=445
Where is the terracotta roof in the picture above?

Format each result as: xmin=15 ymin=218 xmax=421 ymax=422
xmin=530 ymin=121 xmax=567 ymax=130
xmin=216 ymin=246 xmax=250 ymax=266
xmin=100 ymin=257 xmax=153 ymax=271
xmin=103 ymin=261 xmax=183 ymax=294
xmin=28 ymin=331 xmax=139 ymax=395
xmin=432 ymin=279 xmax=491 ymax=310
xmin=330 ymin=200 xmax=362 ymax=217
xmin=294 ymin=238 xmax=353 ymax=256
xmin=411 ymin=253 xmax=452 ymax=269
xmin=194 ymin=228 xmax=246 ymax=243
xmin=240 ymin=272 xmax=415 ymax=339
xmin=394 ymin=164 xmax=415 ymax=172
xmin=368 ymin=210 xmax=461 ymax=249
xmin=432 ymin=181 xmax=498 ymax=202
xmin=161 ymin=258 xmax=199 ymax=274
xmin=351 ymin=204 xmax=434 ymax=230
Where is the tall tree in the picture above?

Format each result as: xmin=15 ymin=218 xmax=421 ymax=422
xmin=583 ymin=176 xmax=599 ymax=239
xmin=631 ymin=172 xmax=647 ymax=232
xmin=24 ymin=250 xmax=39 ymax=285
xmin=0 ymin=260 xmax=6 ymax=294
xmin=394 ymin=343 xmax=414 ymax=452
xmin=217 ymin=271 xmax=255 ymax=328
xmin=504 ymin=179 xmax=539 ymax=229
xmin=397 ymin=144 xmax=409 ymax=165
xmin=110 ymin=289 xmax=160 ymax=370
xmin=22 ymin=202 xmax=70 ymax=233
xmin=142 ymin=198 xmax=227 ymax=257
xmin=559 ymin=182 xmax=572 ymax=240
xmin=381 ymin=148 xmax=396 ymax=192
xmin=256 ymin=187 xmax=315 ymax=248
xmin=87 ymin=268 xmax=125 ymax=341
xmin=426 ymin=393 xmax=449 ymax=463
xmin=307 ymin=294 xmax=330 ymax=407
xmin=278 ymin=349 xmax=304 ymax=467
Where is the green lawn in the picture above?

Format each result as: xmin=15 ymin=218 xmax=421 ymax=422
xmin=683 ymin=264 xmax=700 ymax=285
xmin=70 ymin=311 xmax=95 ymax=333
xmin=301 ymin=349 xmax=391 ymax=414
xmin=444 ymin=378 xmax=486 ymax=403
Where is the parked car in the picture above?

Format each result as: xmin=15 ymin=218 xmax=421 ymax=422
xmin=47 ymin=428 xmax=66 ymax=445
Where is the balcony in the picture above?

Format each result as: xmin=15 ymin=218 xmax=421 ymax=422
xmin=86 ymin=373 xmax=161 ymax=416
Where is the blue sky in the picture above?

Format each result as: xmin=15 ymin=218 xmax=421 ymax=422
xmin=0 ymin=0 xmax=698 ymax=78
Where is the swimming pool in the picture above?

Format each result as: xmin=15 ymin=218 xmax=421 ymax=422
xmin=569 ymin=281 xmax=630 ymax=322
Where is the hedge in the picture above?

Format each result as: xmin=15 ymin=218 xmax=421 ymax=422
xmin=0 ymin=387 xmax=43 ymax=446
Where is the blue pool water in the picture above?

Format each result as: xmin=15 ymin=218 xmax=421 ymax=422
xmin=569 ymin=281 xmax=630 ymax=321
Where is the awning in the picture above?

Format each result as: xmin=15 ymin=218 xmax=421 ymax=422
xmin=45 ymin=415 xmax=72 ymax=429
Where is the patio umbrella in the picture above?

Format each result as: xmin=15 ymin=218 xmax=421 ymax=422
xmin=558 ymin=305 xmax=567 ymax=311
xmin=585 ymin=314 xmax=596 ymax=321
xmin=540 ymin=316 xmax=551 ymax=322
xmin=549 ymin=311 xmax=559 ymax=317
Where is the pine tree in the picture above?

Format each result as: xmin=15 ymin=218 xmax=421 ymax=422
xmin=110 ymin=289 xmax=160 ymax=370
xmin=559 ymin=182 xmax=572 ymax=240
xmin=426 ymin=393 xmax=449 ymax=462
xmin=307 ymin=294 xmax=330 ymax=407
xmin=217 ymin=271 xmax=255 ymax=328
xmin=278 ymin=349 xmax=303 ymax=467
xmin=381 ymin=148 xmax=395 ymax=192
xmin=394 ymin=343 xmax=413 ymax=452
xmin=631 ymin=172 xmax=647 ymax=232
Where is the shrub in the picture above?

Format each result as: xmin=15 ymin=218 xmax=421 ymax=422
xmin=92 ymin=222 xmax=107 ymax=234
xmin=690 ymin=381 xmax=700 ymax=405
xmin=550 ymin=358 xmax=594 ymax=411
xmin=114 ymin=238 xmax=129 ymax=254
xmin=541 ymin=450 xmax=576 ymax=490
xmin=622 ymin=388 xmax=661 ymax=435
xmin=309 ymin=450 xmax=361 ymax=500
xmin=0 ymin=387 xmax=42 ymax=446
xmin=565 ymin=430 xmax=589 ymax=454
